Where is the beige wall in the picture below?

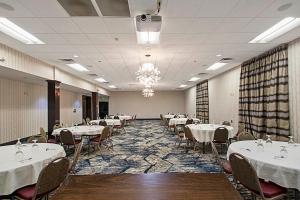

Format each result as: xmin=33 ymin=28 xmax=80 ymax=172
xmin=208 ymin=67 xmax=240 ymax=131
xmin=60 ymin=89 xmax=83 ymax=127
xmin=109 ymin=91 xmax=185 ymax=118
xmin=184 ymin=86 xmax=196 ymax=117
xmin=0 ymin=77 xmax=86 ymax=143
xmin=0 ymin=77 xmax=47 ymax=143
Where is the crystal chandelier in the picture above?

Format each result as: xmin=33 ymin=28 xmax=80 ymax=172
xmin=136 ymin=63 xmax=160 ymax=97
xmin=136 ymin=63 xmax=160 ymax=87
xmin=142 ymin=87 xmax=154 ymax=97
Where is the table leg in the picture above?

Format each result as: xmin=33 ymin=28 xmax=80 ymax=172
xmin=203 ymin=142 xmax=205 ymax=154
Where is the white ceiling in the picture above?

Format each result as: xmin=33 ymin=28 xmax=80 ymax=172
xmin=0 ymin=0 xmax=300 ymax=91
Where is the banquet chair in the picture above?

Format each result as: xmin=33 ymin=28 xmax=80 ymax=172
xmin=60 ymin=129 xmax=81 ymax=150
xmin=86 ymin=118 xmax=91 ymax=125
xmin=90 ymin=126 xmax=113 ymax=151
xmin=229 ymin=123 xmax=245 ymax=144
xmin=185 ymin=119 xmax=194 ymax=125
xmin=99 ymin=121 xmax=108 ymax=126
xmin=113 ymin=119 xmax=126 ymax=134
xmin=183 ymin=126 xmax=198 ymax=151
xmin=174 ymin=125 xmax=185 ymax=148
xmin=222 ymin=121 xmax=231 ymax=126
xmin=69 ymin=141 xmax=83 ymax=174
xmin=114 ymin=116 xmax=120 ymax=119
xmin=237 ymin=131 xmax=256 ymax=141
xmin=229 ymin=153 xmax=287 ymax=200
xmin=82 ymin=119 xmax=87 ymax=125
xmin=14 ymin=157 xmax=70 ymax=200
xmin=53 ymin=123 xmax=62 ymax=130
xmin=40 ymin=127 xmax=56 ymax=143
xmin=211 ymin=142 xmax=232 ymax=174
xmin=213 ymin=127 xmax=229 ymax=154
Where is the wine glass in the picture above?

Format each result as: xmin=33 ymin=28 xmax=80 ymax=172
xmin=265 ymin=135 xmax=272 ymax=148
xmin=288 ymin=136 xmax=295 ymax=146
xmin=32 ymin=139 xmax=38 ymax=147
xmin=257 ymin=139 xmax=264 ymax=151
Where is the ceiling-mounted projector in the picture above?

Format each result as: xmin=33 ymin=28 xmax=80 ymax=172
xmin=136 ymin=14 xmax=162 ymax=32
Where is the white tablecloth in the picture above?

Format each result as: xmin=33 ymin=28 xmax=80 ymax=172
xmin=90 ymin=119 xmax=121 ymax=126
xmin=117 ymin=115 xmax=132 ymax=120
xmin=0 ymin=143 xmax=65 ymax=195
xmin=169 ymin=118 xmax=200 ymax=126
xmin=164 ymin=114 xmax=185 ymax=119
xmin=227 ymin=140 xmax=300 ymax=190
xmin=187 ymin=124 xmax=235 ymax=143
xmin=52 ymin=125 xmax=104 ymax=136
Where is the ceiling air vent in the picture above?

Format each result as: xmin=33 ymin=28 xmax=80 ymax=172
xmin=59 ymin=58 xmax=75 ymax=62
xmin=57 ymin=0 xmax=98 ymax=16
xmin=95 ymin=0 xmax=130 ymax=17
xmin=88 ymin=74 xmax=98 ymax=77
xmin=220 ymin=58 xmax=233 ymax=62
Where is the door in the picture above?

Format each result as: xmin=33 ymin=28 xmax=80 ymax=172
xmin=82 ymin=95 xmax=92 ymax=120
xmin=99 ymin=102 xmax=109 ymax=119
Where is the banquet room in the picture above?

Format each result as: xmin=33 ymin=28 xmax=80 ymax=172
xmin=0 ymin=0 xmax=300 ymax=199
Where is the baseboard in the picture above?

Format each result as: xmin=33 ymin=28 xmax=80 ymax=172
xmin=136 ymin=118 xmax=160 ymax=120
xmin=0 ymin=137 xmax=30 ymax=146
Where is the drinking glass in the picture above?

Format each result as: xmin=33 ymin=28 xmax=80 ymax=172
xmin=257 ymin=139 xmax=264 ymax=151
xmin=15 ymin=146 xmax=24 ymax=161
xmin=288 ymin=136 xmax=295 ymax=146
xmin=265 ymin=135 xmax=272 ymax=148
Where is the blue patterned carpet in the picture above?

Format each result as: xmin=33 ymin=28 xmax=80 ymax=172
xmin=75 ymin=120 xmax=221 ymax=175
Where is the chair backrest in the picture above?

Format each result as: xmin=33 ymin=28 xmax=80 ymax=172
xmin=120 ymin=119 xmax=126 ymax=127
xmin=82 ymin=119 xmax=87 ymax=125
xmin=183 ymin=126 xmax=194 ymax=140
xmin=222 ymin=121 xmax=231 ymax=126
xmin=114 ymin=116 xmax=120 ymax=119
xmin=33 ymin=157 xmax=69 ymax=200
xmin=237 ymin=132 xmax=256 ymax=141
xmin=185 ymin=119 xmax=194 ymax=125
xmin=213 ymin=127 xmax=229 ymax=143
xmin=86 ymin=118 xmax=91 ymax=123
xmin=236 ymin=123 xmax=245 ymax=136
xmin=100 ymin=126 xmax=111 ymax=141
xmin=210 ymin=142 xmax=221 ymax=164
xmin=40 ymin=127 xmax=47 ymax=138
xmin=163 ymin=118 xmax=169 ymax=126
xmin=69 ymin=142 xmax=83 ymax=173
xmin=60 ymin=129 xmax=75 ymax=145
xmin=99 ymin=121 xmax=107 ymax=126
xmin=229 ymin=153 xmax=263 ymax=197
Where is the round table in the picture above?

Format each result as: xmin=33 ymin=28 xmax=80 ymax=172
xmin=0 ymin=143 xmax=65 ymax=195
xmin=90 ymin=119 xmax=121 ymax=126
xmin=117 ymin=115 xmax=132 ymax=121
xmin=227 ymin=140 xmax=300 ymax=190
xmin=187 ymin=124 xmax=235 ymax=143
xmin=164 ymin=114 xmax=185 ymax=119
xmin=52 ymin=125 xmax=104 ymax=136
xmin=169 ymin=118 xmax=200 ymax=126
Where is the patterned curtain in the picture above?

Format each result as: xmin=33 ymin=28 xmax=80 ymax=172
xmin=239 ymin=44 xmax=289 ymax=137
xmin=196 ymin=80 xmax=209 ymax=123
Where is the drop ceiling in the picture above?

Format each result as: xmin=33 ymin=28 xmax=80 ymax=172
xmin=0 ymin=0 xmax=299 ymax=91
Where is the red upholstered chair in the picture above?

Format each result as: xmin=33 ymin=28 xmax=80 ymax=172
xmin=113 ymin=119 xmax=126 ymax=134
xmin=14 ymin=157 xmax=69 ymax=200
xmin=229 ymin=153 xmax=287 ymax=200
xmin=213 ymin=127 xmax=229 ymax=154
xmin=210 ymin=142 xmax=232 ymax=174
xmin=90 ymin=126 xmax=113 ymax=150
xmin=59 ymin=129 xmax=81 ymax=149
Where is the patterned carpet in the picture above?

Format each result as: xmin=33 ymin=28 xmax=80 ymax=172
xmin=73 ymin=120 xmax=294 ymax=200
xmin=75 ymin=120 xmax=221 ymax=174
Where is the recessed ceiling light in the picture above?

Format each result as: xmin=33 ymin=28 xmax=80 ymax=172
xmin=206 ymin=62 xmax=227 ymax=71
xmin=98 ymin=60 xmax=102 ymax=63
xmin=73 ymin=54 xmax=79 ymax=58
xmin=179 ymin=84 xmax=188 ymax=88
xmin=249 ymin=17 xmax=300 ymax=43
xmin=95 ymin=77 xmax=108 ymax=83
xmin=145 ymin=54 xmax=151 ymax=57
xmin=216 ymin=54 xmax=222 ymax=57
xmin=0 ymin=18 xmax=44 ymax=44
xmin=188 ymin=77 xmax=201 ymax=82
xmin=109 ymin=85 xmax=117 ymax=89
xmin=136 ymin=31 xmax=160 ymax=44
xmin=66 ymin=63 xmax=89 ymax=72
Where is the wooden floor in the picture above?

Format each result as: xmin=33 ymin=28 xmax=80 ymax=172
xmin=52 ymin=173 xmax=241 ymax=200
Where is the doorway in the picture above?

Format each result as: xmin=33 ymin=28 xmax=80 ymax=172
xmin=99 ymin=102 xmax=109 ymax=119
xmin=82 ymin=95 xmax=92 ymax=120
